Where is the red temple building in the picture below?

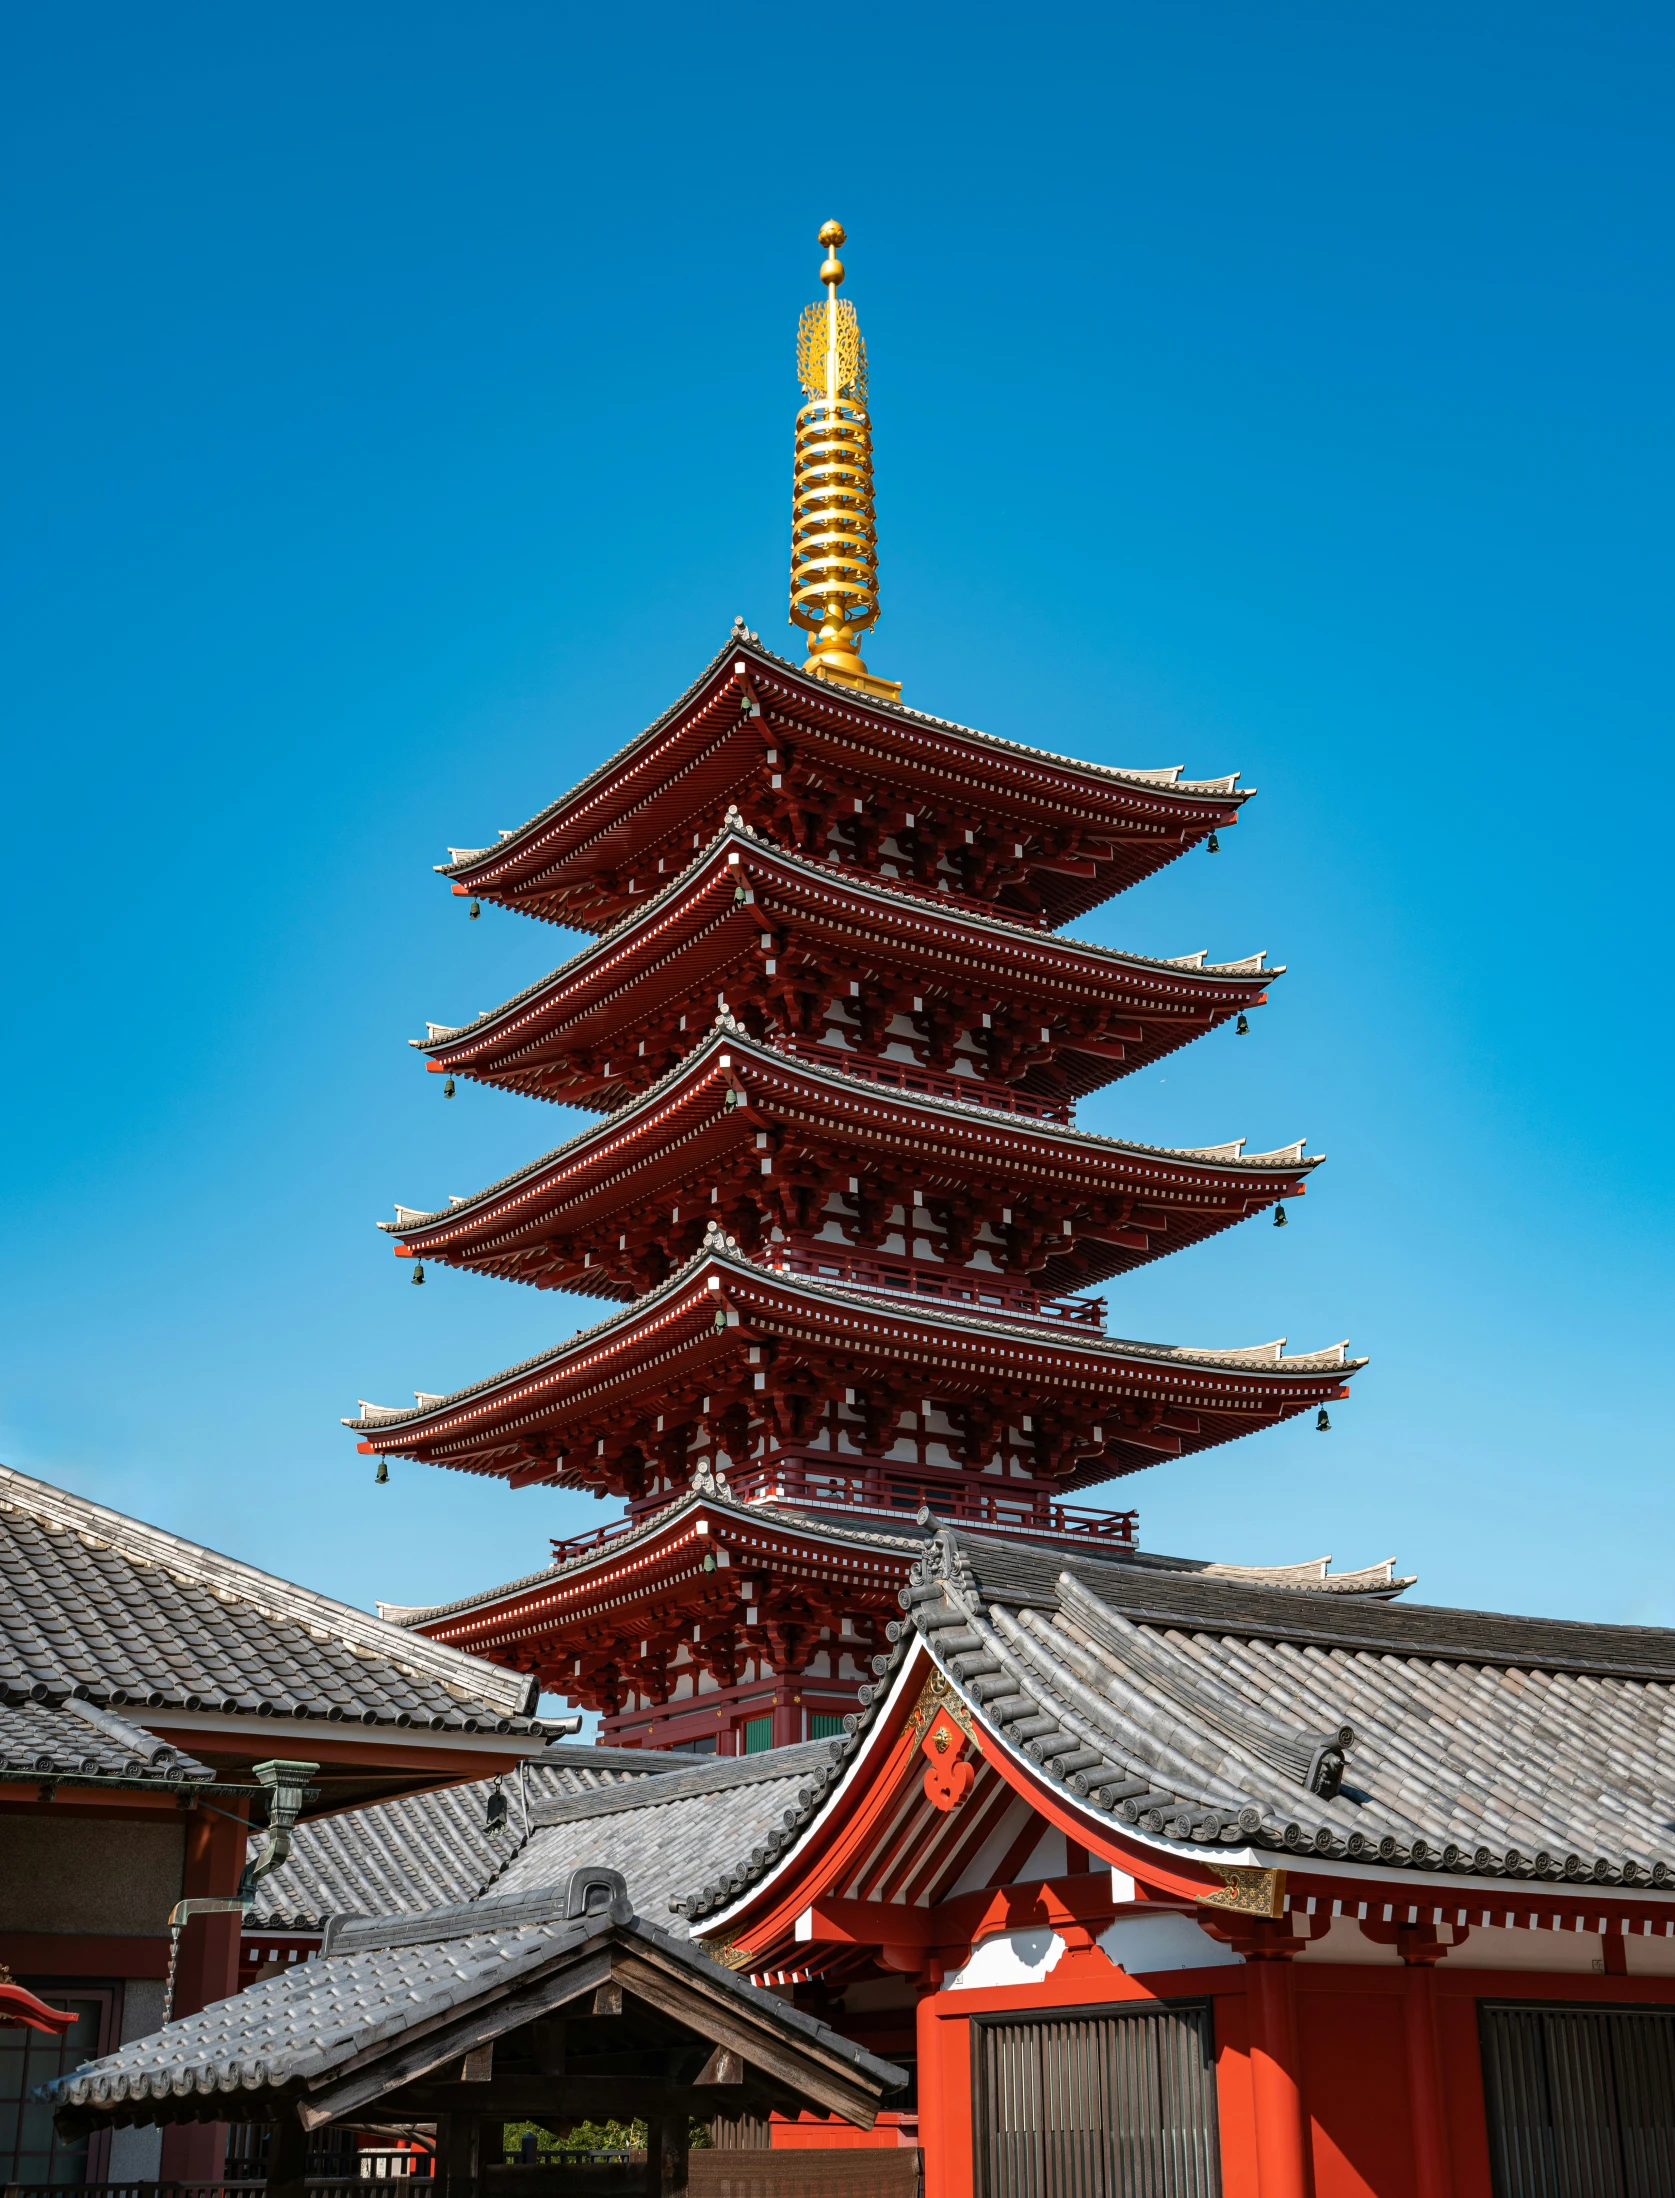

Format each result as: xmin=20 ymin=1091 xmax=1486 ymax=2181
xmin=43 ymin=222 xmax=1675 ymax=2198
xmin=349 ymin=221 xmax=1364 ymax=1752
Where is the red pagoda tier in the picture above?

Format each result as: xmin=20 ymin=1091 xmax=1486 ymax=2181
xmin=387 ymin=1016 xmax=1320 ymax=1318
xmin=418 ymin=814 xmax=1278 ymax=1119
xmin=354 ymin=221 xmax=1368 ymax=1755
xmin=351 ymin=1226 xmax=1359 ymax=1510
xmin=375 ymin=1490 xmax=1408 ymax=1751
xmin=437 ymin=631 xmax=1250 ymax=935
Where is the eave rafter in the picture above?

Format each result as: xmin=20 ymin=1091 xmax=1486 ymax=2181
xmin=437 ymin=635 xmax=1251 ymax=935
xmin=416 ymin=824 xmax=1278 ymax=1115
xmin=348 ymin=1236 xmax=1360 ymax=1503
xmin=385 ymin=1021 xmax=1318 ymax=1303
xmin=416 ymin=1504 xmax=911 ymax=1718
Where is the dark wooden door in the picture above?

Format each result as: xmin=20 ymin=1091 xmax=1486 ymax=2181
xmin=973 ymin=2001 xmax=1221 ymax=2198
xmin=1480 ymin=2001 xmax=1675 ymax=2197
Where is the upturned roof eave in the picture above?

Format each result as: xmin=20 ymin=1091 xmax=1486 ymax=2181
xmin=390 ymin=1488 xmax=929 ymax=1631
xmin=416 ymin=819 xmax=1280 ymax=1064
xmin=682 ymin=1537 xmax=1675 ymax=1936
xmin=346 ymin=1228 xmax=1364 ymax=1443
xmin=436 ymin=631 xmax=1253 ymax=891
xmin=382 ymin=1016 xmax=1318 ymax=1245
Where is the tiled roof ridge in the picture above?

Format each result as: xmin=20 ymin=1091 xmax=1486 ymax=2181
xmin=0 ymin=1463 xmax=536 ymax=1720
xmin=348 ymin=1227 xmax=1362 ymax=1436
xmin=675 ymin=1526 xmax=1675 ymax=1922
xmin=435 ymin=629 xmax=1250 ymax=883
xmin=381 ymin=1488 xmax=931 ymax=1630
xmin=526 ymin=1735 xmax=844 ymax=1829
xmin=384 ymin=1014 xmax=1318 ymax=1237
xmin=416 ymin=815 xmax=1278 ymax=1056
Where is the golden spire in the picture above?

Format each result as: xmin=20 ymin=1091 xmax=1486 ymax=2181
xmin=789 ymin=221 xmax=902 ymax=703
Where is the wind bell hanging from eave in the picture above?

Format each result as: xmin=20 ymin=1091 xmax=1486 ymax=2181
xmin=789 ymin=221 xmax=902 ymax=703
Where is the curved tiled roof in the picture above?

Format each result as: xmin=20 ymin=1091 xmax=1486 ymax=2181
xmin=435 ymin=629 xmax=1249 ymax=888
xmin=0 ymin=1465 xmax=546 ymax=1731
xmin=384 ymin=1014 xmax=1318 ymax=1240
xmin=381 ymin=1486 xmax=1408 ymax=1635
xmin=348 ymin=1223 xmax=1361 ymax=1437
xmin=247 ymin=1744 xmax=680 ymax=1928
xmin=416 ymin=816 xmax=1276 ymax=1059
xmin=675 ymin=1530 xmax=1675 ymax=1920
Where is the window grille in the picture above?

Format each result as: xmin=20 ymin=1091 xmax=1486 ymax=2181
xmin=743 ymin=1717 xmax=773 ymax=1754
xmin=1480 ymin=2001 xmax=1675 ymax=2197
xmin=972 ymin=2000 xmax=1220 ymax=2197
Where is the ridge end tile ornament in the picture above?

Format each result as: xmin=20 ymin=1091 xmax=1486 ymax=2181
xmin=358 ymin=219 xmax=1364 ymax=1754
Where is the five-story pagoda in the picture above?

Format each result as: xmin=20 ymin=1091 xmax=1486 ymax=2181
xmin=352 ymin=224 xmax=1364 ymax=1752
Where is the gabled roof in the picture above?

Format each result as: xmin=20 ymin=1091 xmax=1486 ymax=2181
xmin=44 ymin=1879 xmax=904 ymax=2130
xmin=677 ymin=1529 xmax=1675 ymax=1923
xmin=247 ymin=1744 xmax=682 ymax=1928
xmin=416 ymin=818 xmax=1278 ymax=1111
xmin=0 ymin=1464 xmax=546 ymax=1732
xmin=436 ymin=629 xmax=1251 ymax=932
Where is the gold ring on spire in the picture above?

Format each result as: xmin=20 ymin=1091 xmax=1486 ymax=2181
xmin=789 ymin=221 xmax=900 ymax=703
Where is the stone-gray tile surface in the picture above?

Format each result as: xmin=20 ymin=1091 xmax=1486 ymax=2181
xmin=0 ymin=1466 xmax=546 ymax=1732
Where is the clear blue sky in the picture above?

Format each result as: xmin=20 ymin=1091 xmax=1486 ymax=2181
xmin=3 ymin=2 xmax=1669 ymax=1644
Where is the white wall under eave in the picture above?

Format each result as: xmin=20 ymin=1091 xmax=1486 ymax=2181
xmin=943 ymin=1929 xmax=1064 ymax=1991
xmin=1444 ymin=1926 xmax=1606 ymax=1972
xmin=1099 ymin=1913 xmax=1244 ymax=1974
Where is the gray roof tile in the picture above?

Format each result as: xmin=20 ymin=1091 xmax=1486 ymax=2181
xmin=0 ymin=1696 xmax=216 ymax=1787
xmin=248 ymin=1746 xmax=682 ymax=1928
xmin=0 ymin=1466 xmax=547 ymax=1734
xmin=677 ymin=1529 xmax=1675 ymax=1917
xmin=43 ymin=1890 xmax=903 ymax=2119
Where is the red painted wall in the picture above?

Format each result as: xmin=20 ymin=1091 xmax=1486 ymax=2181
xmin=908 ymin=1951 xmax=1675 ymax=2198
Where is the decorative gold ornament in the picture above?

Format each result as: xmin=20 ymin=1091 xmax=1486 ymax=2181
xmin=703 ymin=1935 xmax=757 ymax=1971
xmin=790 ymin=220 xmax=901 ymax=704
xmin=1194 ymin=1864 xmax=1287 ymax=1919
xmin=908 ymin=1665 xmax=977 ymax=1744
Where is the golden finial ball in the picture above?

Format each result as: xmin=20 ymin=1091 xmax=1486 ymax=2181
xmin=818 ymin=219 xmax=847 ymax=249
xmin=820 ymin=254 xmax=845 ymax=288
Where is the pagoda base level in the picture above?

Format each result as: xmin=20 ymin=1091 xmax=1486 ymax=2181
xmin=602 ymin=1672 xmax=856 ymax=1756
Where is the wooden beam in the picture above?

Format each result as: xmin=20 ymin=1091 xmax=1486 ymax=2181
xmin=264 ymin=2104 xmax=309 ymax=2198
xmin=609 ymin=1951 xmax=879 ymax=2127
xmin=297 ymin=1950 xmax=613 ymax=2127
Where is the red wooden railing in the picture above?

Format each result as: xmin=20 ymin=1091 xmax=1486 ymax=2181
xmin=765 ymin=1245 xmax=1105 ymax=1329
xmin=724 ymin=1457 xmax=1138 ymax=1545
xmin=777 ymin=1040 xmax=1071 ymax=1123
xmin=550 ymin=1471 xmax=1138 ymax=1564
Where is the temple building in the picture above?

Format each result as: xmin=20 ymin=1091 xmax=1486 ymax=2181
xmin=31 ymin=221 xmax=1675 ymax=2198
xmin=349 ymin=222 xmax=1363 ymax=1751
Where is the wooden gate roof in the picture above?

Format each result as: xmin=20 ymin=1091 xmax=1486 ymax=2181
xmin=43 ymin=1870 xmax=904 ymax=2136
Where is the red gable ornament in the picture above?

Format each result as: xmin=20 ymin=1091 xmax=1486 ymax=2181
xmin=921 ymin=1706 xmax=975 ymax=1812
